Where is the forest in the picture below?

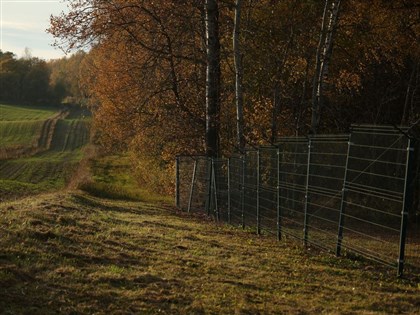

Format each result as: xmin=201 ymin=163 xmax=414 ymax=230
xmin=46 ymin=0 xmax=419 ymax=193
xmin=0 ymin=50 xmax=86 ymax=106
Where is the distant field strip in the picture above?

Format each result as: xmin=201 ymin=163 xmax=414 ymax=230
xmin=0 ymin=119 xmax=89 ymax=183
xmin=0 ymin=104 xmax=57 ymax=121
xmin=0 ymin=120 xmax=46 ymax=147
xmin=0 ymin=104 xmax=64 ymax=160
xmin=0 ymin=104 xmax=90 ymax=200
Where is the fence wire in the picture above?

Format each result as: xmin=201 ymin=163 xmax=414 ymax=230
xmin=176 ymin=125 xmax=420 ymax=277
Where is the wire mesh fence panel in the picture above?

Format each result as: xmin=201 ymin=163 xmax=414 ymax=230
xmin=259 ymin=147 xmax=278 ymax=235
xmin=306 ymin=135 xmax=349 ymax=251
xmin=405 ymin=138 xmax=420 ymax=275
xmin=177 ymin=156 xmax=195 ymax=211
xmin=178 ymin=156 xmax=211 ymax=213
xmin=243 ymin=150 xmax=258 ymax=229
xmin=276 ymin=138 xmax=309 ymax=241
xmin=229 ymin=157 xmax=244 ymax=226
xmin=175 ymin=125 xmax=419 ymax=276
xmin=213 ymin=159 xmax=229 ymax=222
xmin=339 ymin=125 xmax=410 ymax=267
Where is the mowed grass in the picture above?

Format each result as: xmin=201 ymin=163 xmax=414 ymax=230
xmin=0 ymin=192 xmax=419 ymax=314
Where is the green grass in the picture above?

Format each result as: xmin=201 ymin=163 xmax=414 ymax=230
xmin=0 ymin=103 xmax=58 ymax=121
xmin=0 ymin=104 xmax=90 ymax=200
xmin=0 ymin=192 xmax=418 ymax=314
xmin=0 ymin=120 xmax=46 ymax=148
xmin=80 ymin=155 xmax=171 ymax=204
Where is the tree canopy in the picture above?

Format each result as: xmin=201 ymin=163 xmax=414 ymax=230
xmin=48 ymin=0 xmax=420 ymax=192
xmin=0 ymin=50 xmax=86 ymax=106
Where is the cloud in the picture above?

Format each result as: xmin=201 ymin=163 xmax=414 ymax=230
xmin=1 ymin=20 xmax=37 ymax=32
xmin=0 ymin=1 xmax=69 ymax=60
xmin=1 ymin=40 xmax=66 ymax=60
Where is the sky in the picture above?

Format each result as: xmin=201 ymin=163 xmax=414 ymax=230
xmin=1 ymin=0 xmax=70 ymax=60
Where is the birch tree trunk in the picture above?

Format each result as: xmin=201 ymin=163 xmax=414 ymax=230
xmin=311 ymin=0 xmax=341 ymax=134
xmin=233 ymin=0 xmax=245 ymax=152
xmin=205 ymin=0 xmax=221 ymax=157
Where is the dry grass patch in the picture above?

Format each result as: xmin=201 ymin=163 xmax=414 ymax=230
xmin=0 ymin=192 xmax=419 ymax=314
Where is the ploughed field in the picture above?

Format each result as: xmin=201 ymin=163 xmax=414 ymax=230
xmin=0 ymin=104 xmax=90 ymax=200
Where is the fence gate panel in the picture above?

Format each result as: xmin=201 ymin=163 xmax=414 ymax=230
xmin=306 ymin=135 xmax=349 ymax=251
xmin=276 ymin=138 xmax=309 ymax=241
xmin=339 ymin=125 xmax=410 ymax=268
xmin=212 ymin=158 xmax=229 ymax=221
xmin=228 ymin=157 xmax=244 ymax=226
xmin=259 ymin=147 xmax=279 ymax=235
xmin=243 ymin=150 xmax=258 ymax=229
xmin=177 ymin=156 xmax=195 ymax=211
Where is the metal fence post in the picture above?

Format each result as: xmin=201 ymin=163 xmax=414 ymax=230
xmin=212 ymin=159 xmax=219 ymax=221
xmin=336 ymin=136 xmax=352 ymax=256
xmin=227 ymin=158 xmax=231 ymax=224
xmin=303 ymin=138 xmax=312 ymax=246
xmin=257 ymin=149 xmax=261 ymax=235
xmin=205 ymin=158 xmax=212 ymax=215
xmin=175 ymin=156 xmax=180 ymax=208
xmin=241 ymin=155 xmax=246 ymax=229
xmin=187 ymin=158 xmax=198 ymax=213
xmin=276 ymin=146 xmax=281 ymax=241
xmin=398 ymin=138 xmax=415 ymax=277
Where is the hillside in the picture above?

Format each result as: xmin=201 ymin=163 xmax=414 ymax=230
xmin=0 ymin=104 xmax=90 ymax=200
xmin=0 ymin=105 xmax=419 ymax=314
xmin=0 ymin=192 xmax=419 ymax=314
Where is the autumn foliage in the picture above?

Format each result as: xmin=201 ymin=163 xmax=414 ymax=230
xmin=48 ymin=0 xmax=420 ymax=193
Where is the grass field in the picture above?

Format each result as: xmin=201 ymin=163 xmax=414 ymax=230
xmin=0 ymin=192 xmax=419 ymax=314
xmin=0 ymin=104 xmax=90 ymax=200
xmin=0 ymin=120 xmax=46 ymax=148
xmin=0 ymin=104 xmax=60 ymax=152
xmin=1 ymin=103 xmax=419 ymax=314
xmin=0 ymin=104 xmax=58 ymax=122
xmin=79 ymin=154 xmax=170 ymax=203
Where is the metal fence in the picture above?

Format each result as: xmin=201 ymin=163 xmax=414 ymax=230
xmin=175 ymin=125 xmax=419 ymax=277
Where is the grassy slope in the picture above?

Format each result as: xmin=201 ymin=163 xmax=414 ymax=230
xmin=79 ymin=154 xmax=170 ymax=203
xmin=0 ymin=104 xmax=58 ymax=121
xmin=0 ymin=192 xmax=419 ymax=314
xmin=0 ymin=105 xmax=90 ymax=200
xmin=0 ymin=104 xmax=59 ymax=148
xmin=1 ymin=104 xmax=418 ymax=314
xmin=0 ymin=120 xmax=46 ymax=147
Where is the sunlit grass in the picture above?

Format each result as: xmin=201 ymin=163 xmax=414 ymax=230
xmin=0 ymin=103 xmax=58 ymax=121
xmin=0 ymin=104 xmax=90 ymax=201
xmin=80 ymin=154 xmax=171 ymax=204
xmin=0 ymin=120 xmax=45 ymax=147
xmin=0 ymin=192 xmax=418 ymax=314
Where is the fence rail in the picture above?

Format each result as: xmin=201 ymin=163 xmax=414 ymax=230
xmin=175 ymin=125 xmax=419 ymax=277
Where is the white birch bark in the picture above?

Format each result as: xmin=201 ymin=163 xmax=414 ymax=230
xmin=311 ymin=0 xmax=341 ymax=134
xmin=233 ymin=0 xmax=245 ymax=151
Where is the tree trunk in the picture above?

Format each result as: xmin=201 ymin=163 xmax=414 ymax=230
xmin=205 ymin=0 xmax=221 ymax=157
xmin=401 ymin=61 xmax=418 ymax=125
xmin=233 ymin=0 xmax=245 ymax=152
xmin=271 ymin=84 xmax=281 ymax=143
xmin=311 ymin=0 xmax=341 ymax=134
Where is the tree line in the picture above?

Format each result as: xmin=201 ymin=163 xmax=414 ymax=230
xmin=0 ymin=50 xmax=86 ymax=106
xmin=48 ymin=0 xmax=419 ymax=192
